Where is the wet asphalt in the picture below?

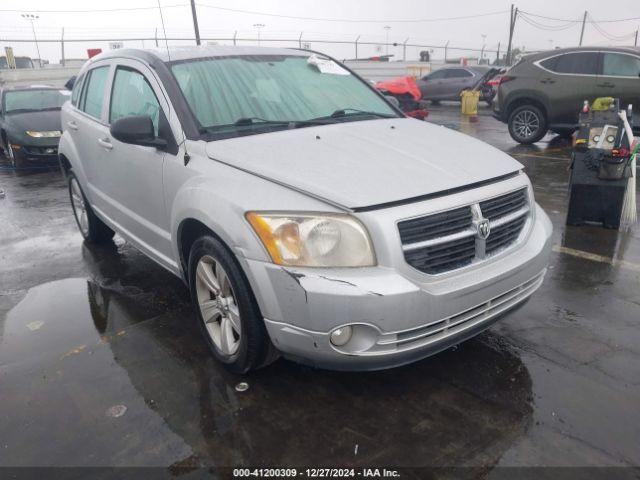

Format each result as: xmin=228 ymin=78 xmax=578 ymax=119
xmin=0 ymin=103 xmax=639 ymax=474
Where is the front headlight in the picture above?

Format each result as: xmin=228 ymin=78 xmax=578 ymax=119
xmin=26 ymin=130 xmax=62 ymax=138
xmin=246 ymin=212 xmax=376 ymax=267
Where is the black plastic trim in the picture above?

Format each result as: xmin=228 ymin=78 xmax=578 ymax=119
xmin=352 ymin=171 xmax=522 ymax=213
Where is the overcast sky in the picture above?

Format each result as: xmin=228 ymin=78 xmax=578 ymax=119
xmin=1 ymin=0 xmax=638 ymax=63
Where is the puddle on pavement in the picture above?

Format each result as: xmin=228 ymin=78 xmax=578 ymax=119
xmin=1 ymin=268 xmax=535 ymax=467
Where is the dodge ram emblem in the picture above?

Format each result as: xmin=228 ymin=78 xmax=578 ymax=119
xmin=477 ymin=219 xmax=491 ymax=240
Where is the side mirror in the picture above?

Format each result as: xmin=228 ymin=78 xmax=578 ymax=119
xmin=110 ymin=115 xmax=166 ymax=149
xmin=385 ymin=95 xmax=400 ymax=108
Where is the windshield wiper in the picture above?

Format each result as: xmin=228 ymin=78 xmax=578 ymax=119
xmin=233 ymin=117 xmax=329 ymax=128
xmin=329 ymin=109 xmax=396 ymax=119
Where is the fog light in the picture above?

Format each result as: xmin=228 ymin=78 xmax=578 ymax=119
xmin=330 ymin=326 xmax=353 ymax=346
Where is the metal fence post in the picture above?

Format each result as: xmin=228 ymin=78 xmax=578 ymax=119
xmin=298 ymin=31 xmax=303 ymax=49
xmin=355 ymin=35 xmax=360 ymax=60
xmin=61 ymin=28 xmax=65 ymax=66
xmin=403 ymin=37 xmax=409 ymax=61
xmin=444 ymin=40 xmax=449 ymax=62
xmin=154 ymin=28 xmax=158 ymax=47
xmin=233 ymin=30 xmax=237 ymax=45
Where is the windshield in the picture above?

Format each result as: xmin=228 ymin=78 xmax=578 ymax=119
xmin=170 ymin=54 xmax=399 ymax=138
xmin=4 ymin=89 xmax=69 ymax=113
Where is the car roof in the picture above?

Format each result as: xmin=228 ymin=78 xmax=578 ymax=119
xmin=525 ymin=46 xmax=640 ymax=61
xmin=86 ymin=45 xmax=309 ymax=67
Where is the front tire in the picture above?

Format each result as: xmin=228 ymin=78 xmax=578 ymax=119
xmin=68 ymin=172 xmax=115 ymax=243
xmin=508 ymin=104 xmax=548 ymax=144
xmin=188 ymin=235 xmax=276 ymax=373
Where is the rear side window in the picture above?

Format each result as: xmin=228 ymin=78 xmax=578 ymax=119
xmin=545 ymin=53 xmax=599 ymax=75
xmin=602 ymin=53 xmax=640 ymax=77
xmin=426 ymin=70 xmax=448 ymax=80
xmin=109 ymin=67 xmax=161 ymax=135
xmin=446 ymin=69 xmax=473 ymax=79
xmin=80 ymin=66 xmax=109 ymax=119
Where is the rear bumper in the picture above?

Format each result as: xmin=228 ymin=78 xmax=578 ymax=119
xmin=240 ymin=204 xmax=553 ymax=371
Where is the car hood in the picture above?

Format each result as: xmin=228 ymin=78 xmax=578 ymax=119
xmin=205 ymin=118 xmax=522 ymax=210
xmin=4 ymin=110 xmax=62 ymax=133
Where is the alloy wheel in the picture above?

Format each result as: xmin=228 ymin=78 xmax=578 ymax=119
xmin=70 ymin=178 xmax=89 ymax=236
xmin=195 ymin=255 xmax=242 ymax=356
xmin=512 ymin=109 xmax=540 ymax=140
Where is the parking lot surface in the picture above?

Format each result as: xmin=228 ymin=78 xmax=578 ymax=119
xmin=1 ymin=104 xmax=639 ymax=472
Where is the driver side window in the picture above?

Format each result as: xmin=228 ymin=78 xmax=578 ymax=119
xmin=109 ymin=67 xmax=161 ymax=135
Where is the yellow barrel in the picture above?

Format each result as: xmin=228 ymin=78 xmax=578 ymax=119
xmin=460 ymin=90 xmax=480 ymax=116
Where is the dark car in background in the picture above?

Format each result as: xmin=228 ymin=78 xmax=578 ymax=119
xmin=493 ymin=46 xmax=640 ymax=144
xmin=0 ymin=85 xmax=70 ymax=168
xmin=417 ymin=65 xmax=494 ymax=103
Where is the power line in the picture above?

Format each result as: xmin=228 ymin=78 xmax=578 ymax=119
xmin=195 ymin=3 xmax=509 ymax=24
xmin=519 ymin=10 xmax=640 ymax=24
xmin=0 ymin=4 xmax=188 ymax=13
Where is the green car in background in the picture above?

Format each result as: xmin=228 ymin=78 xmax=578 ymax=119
xmin=0 ymin=86 xmax=70 ymax=169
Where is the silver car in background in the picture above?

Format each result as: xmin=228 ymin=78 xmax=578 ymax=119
xmin=418 ymin=65 xmax=491 ymax=103
xmin=58 ymin=46 xmax=552 ymax=373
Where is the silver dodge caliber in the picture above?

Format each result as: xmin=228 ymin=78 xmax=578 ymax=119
xmin=59 ymin=46 xmax=552 ymax=373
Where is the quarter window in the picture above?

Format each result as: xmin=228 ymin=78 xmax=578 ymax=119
xmin=80 ymin=66 xmax=109 ymax=119
xmin=602 ymin=53 xmax=640 ymax=77
xmin=71 ymin=73 xmax=85 ymax=106
xmin=545 ymin=53 xmax=599 ymax=75
xmin=109 ymin=67 xmax=161 ymax=135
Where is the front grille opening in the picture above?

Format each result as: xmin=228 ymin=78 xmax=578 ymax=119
xmin=398 ymin=206 xmax=472 ymax=244
xmin=398 ymin=187 xmax=530 ymax=275
xmin=404 ymin=236 xmax=476 ymax=274
xmin=480 ymin=188 xmax=527 ymax=220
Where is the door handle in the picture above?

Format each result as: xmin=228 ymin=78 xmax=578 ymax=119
xmin=540 ymin=78 xmax=556 ymax=84
xmin=97 ymin=138 xmax=113 ymax=150
xmin=597 ymin=82 xmax=615 ymax=88
xmin=67 ymin=121 xmax=78 ymax=130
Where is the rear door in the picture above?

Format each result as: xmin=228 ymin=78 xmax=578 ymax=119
xmin=537 ymin=52 xmax=600 ymax=125
xmin=598 ymin=51 xmax=640 ymax=111
xmin=443 ymin=68 xmax=476 ymax=99
xmin=70 ymin=63 xmax=113 ymax=212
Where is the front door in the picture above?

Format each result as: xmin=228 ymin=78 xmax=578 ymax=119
xmin=97 ymin=60 xmax=176 ymax=267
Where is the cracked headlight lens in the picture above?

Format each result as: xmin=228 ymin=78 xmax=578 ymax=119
xmin=246 ymin=212 xmax=376 ymax=267
xmin=26 ymin=130 xmax=62 ymax=138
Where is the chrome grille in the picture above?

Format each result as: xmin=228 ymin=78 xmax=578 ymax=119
xmin=399 ymin=187 xmax=530 ymax=275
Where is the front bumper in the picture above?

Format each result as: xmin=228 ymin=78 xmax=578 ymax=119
xmin=11 ymin=143 xmax=59 ymax=165
xmin=240 ymin=204 xmax=553 ymax=371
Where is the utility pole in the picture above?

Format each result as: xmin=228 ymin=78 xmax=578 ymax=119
xmin=253 ymin=23 xmax=265 ymax=46
xmin=506 ymin=5 xmax=517 ymax=66
xmin=384 ymin=26 xmax=391 ymax=56
xmin=154 ymin=28 xmax=159 ymax=47
xmin=579 ymin=11 xmax=588 ymax=46
xmin=61 ymin=28 xmax=65 ymax=67
xmin=190 ymin=0 xmax=201 ymax=45
xmin=496 ymin=41 xmax=501 ymax=63
xmin=21 ymin=14 xmax=41 ymax=67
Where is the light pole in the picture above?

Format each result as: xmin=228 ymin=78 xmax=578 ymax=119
xmin=253 ymin=23 xmax=265 ymax=46
xmin=480 ymin=34 xmax=487 ymax=62
xmin=384 ymin=25 xmax=391 ymax=56
xmin=22 ymin=14 xmax=42 ymax=67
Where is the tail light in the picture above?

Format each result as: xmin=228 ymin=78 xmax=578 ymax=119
xmin=486 ymin=75 xmax=515 ymax=87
